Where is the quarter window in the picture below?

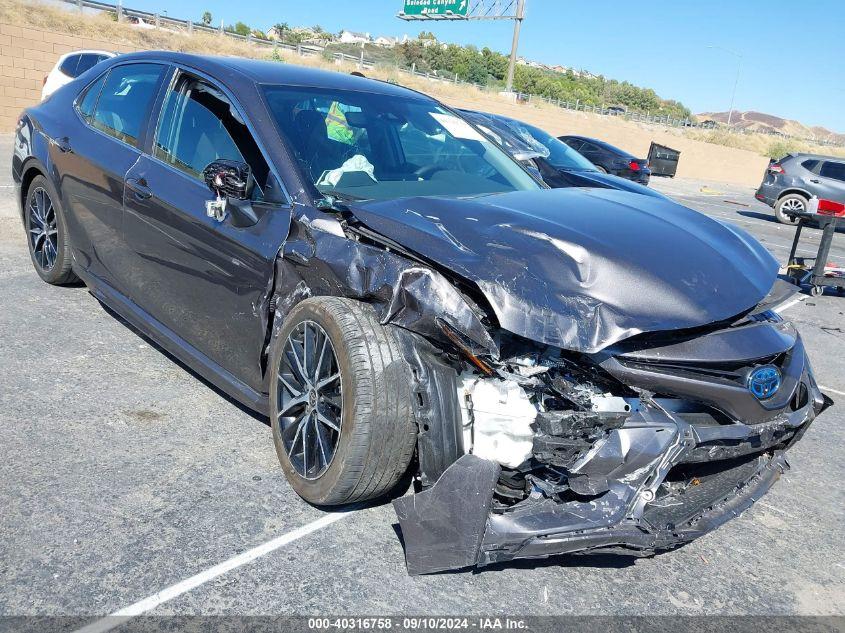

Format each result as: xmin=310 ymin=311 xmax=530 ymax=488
xmin=154 ymin=76 xmax=269 ymax=200
xmin=77 ymin=73 xmax=106 ymax=122
xmin=90 ymin=63 xmax=165 ymax=148
xmin=820 ymin=161 xmax=845 ymax=182
xmin=801 ymin=159 xmax=819 ymax=172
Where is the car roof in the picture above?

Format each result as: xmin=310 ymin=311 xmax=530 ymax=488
xmin=563 ymin=135 xmax=630 ymax=155
xmin=786 ymin=153 xmax=845 ymax=162
xmin=111 ymin=51 xmax=428 ymax=100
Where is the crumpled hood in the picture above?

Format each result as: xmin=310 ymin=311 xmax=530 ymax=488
xmin=349 ymin=187 xmax=778 ymax=352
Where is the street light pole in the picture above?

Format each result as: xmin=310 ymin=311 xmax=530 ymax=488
xmin=707 ymin=45 xmax=742 ymax=127
xmin=505 ymin=0 xmax=526 ymax=93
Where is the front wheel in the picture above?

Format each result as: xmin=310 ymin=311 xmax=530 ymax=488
xmin=775 ymin=194 xmax=806 ymax=225
xmin=269 ymin=297 xmax=417 ymax=506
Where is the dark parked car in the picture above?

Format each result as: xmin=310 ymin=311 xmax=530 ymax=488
xmin=14 ymin=52 xmax=829 ymax=574
xmin=755 ymin=153 xmax=845 ymax=224
xmin=559 ymin=134 xmax=651 ymax=184
xmin=461 ymin=110 xmax=666 ymax=199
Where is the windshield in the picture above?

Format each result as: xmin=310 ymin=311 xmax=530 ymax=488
xmin=262 ymin=86 xmax=539 ymax=201
xmin=496 ymin=117 xmax=598 ymax=172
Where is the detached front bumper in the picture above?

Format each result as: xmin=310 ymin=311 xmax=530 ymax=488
xmin=394 ymin=356 xmax=829 ymax=575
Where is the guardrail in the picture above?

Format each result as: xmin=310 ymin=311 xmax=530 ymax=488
xmin=59 ymin=0 xmax=843 ymax=148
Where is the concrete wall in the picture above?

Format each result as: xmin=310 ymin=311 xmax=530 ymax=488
xmin=0 ymin=22 xmax=138 ymax=132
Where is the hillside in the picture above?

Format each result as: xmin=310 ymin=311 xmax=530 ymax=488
xmin=698 ymin=110 xmax=845 ymax=144
xmin=1 ymin=0 xmax=843 ymax=185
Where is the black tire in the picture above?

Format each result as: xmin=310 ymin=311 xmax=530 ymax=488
xmin=24 ymin=174 xmax=77 ymax=285
xmin=269 ymin=297 xmax=417 ymax=506
xmin=596 ymin=165 xmax=608 ymax=174
xmin=775 ymin=194 xmax=806 ymax=225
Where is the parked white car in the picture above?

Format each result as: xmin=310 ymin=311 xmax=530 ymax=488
xmin=42 ymin=50 xmax=115 ymax=100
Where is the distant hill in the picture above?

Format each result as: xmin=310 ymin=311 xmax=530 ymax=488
xmin=697 ymin=110 xmax=845 ymax=144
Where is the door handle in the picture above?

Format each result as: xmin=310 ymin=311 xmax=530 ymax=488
xmin=126 ymin=177 xmax=152 ymax=200
xmin=809 ymin=179 xmax=820 ymax=183
xmin=51 ymin=136 xmax=72 ymax=153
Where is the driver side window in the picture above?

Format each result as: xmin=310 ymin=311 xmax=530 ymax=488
xmin=154 ymin=75 xmax=270 ymax=200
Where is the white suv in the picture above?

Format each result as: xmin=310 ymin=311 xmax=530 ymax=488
xmin=42 ymin=50 xmax=115 ymax=100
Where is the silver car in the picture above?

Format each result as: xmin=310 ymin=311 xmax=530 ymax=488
xmin=756 ymin=153 xmax=845 ymax=224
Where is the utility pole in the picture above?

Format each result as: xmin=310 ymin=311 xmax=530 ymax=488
xmin=505 ymin=0 xmax=526 ymax=93
xmin=707 ymin=45 xmax=742 ymax=127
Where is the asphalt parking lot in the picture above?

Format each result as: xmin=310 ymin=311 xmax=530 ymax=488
xmin=1 ymin=133 xmax=844 ymax=624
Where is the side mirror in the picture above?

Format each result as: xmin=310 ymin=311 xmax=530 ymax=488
xmin=202 ymin=160 xmax=252 ymax=201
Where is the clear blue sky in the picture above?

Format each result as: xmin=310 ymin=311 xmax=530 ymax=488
xmin=125 ymin=0 xmax=845 ymax=132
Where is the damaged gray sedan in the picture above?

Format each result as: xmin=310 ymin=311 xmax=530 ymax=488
xmin=15 ymin=53 xmax=831 ymax=575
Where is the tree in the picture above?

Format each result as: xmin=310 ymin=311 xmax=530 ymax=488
xmin=201 ymin=11 xmax=212 ymax=26
xmin=232 ymin=21 xmax=251 ymax=37
xmin=273 ymin=22 xmax=290 ymax=33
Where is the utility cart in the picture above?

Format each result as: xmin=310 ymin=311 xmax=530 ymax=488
xmin=785 ymin=198 xmax=845 ymax=297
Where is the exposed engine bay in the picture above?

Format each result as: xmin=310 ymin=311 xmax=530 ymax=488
xmin=393 ymin=306 xmax=830 ymax=574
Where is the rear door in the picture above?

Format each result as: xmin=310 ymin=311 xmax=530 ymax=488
xmin=54 ymin=62 xmax=167 ymax=295
xmin=122 ymin=69 xmax=292 ymax=391
xmin=814 ymin=160 xmax=845 ymax=202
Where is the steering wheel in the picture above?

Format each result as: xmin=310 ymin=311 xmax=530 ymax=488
xmin=413 ymin=165 xmax=445 ymax=180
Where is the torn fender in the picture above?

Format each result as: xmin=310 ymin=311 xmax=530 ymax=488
xmin=268 ymin=212 xmax=497 ymax=357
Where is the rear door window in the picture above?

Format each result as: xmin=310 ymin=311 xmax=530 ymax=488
xmin=90 ymin=63 xmax=165 ymax=148
xmin=564 ymin=138 xmax=583 ymax=151
xmin=820 ymin=161 xmax=845 ymax=182
xmin=154 ymin=75 xmax=270 ymax=200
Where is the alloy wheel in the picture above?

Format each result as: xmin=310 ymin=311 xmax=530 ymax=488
xmin=781 ymin=198 xmax=805 ymax=213
xmin=277 ymin=320 xmax=342 ymax=480
xmin=27 ymin=187 xmax=58 ymax=271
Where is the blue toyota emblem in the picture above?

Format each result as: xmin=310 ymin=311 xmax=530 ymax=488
xmin=747 ymin=365 xmax=781 ymax=400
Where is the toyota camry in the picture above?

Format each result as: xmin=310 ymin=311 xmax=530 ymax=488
xmin=13 ymin=52 xmax=831 ymax=574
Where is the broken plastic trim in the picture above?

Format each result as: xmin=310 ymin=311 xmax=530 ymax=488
xmin=394 ymin=370 xmax=825 ymax=575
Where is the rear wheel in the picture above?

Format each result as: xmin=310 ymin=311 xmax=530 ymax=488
xmin=775 ymin=194 xmax=806 ymax=225
xmin=269 ymin=297 xmax=417 ymax=506
xmin=24 ymin=175 xmax=77 ymax=285
xmin=596 ymin=165 xmax=608 ymax=174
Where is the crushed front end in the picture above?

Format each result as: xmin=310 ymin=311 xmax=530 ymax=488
xmin=394 ymin=307 xmax=831 ymax=575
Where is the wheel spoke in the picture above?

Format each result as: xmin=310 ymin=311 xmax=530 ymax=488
xmin=316 ymin=410 xmax=340 ymax=433
xmin=287 ymin=333 xmax=309 ymax=386
xmin=301 ymin=414 xmax=310 ymax=475
xmin=285 ymin=412 xmax=308 ymax=457
xmin=29 ymin=202 xmax=44 ymax=228
xmin=316 ymin=373 xmax=340 ymax=389
xmin=278 ymin=392 xmax=308 ymax=418
xmin=314 ymin=334 xmax=328 ymax=382
xmin=322 ymin=392 xmax=342 ymax=411
xmin=314 ymin=418 xmax=329 ymax=466
xmin=278 ymin=371 xmax=303 ymax=397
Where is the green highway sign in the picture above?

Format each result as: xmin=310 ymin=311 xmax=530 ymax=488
xmin=402 ymin=0 xmax=469 ymax=17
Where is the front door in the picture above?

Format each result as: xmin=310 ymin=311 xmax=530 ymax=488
xmin=122 ymin=71 xmax=292 ymax=391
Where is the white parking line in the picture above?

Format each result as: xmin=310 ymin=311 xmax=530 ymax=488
xmin=774 ymin=297 xmax=805 ymax=313
xmin=72 ymin=511 xmax=353 ymax=633
xmin=819 ymin=385 xmax=845 ymax=397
